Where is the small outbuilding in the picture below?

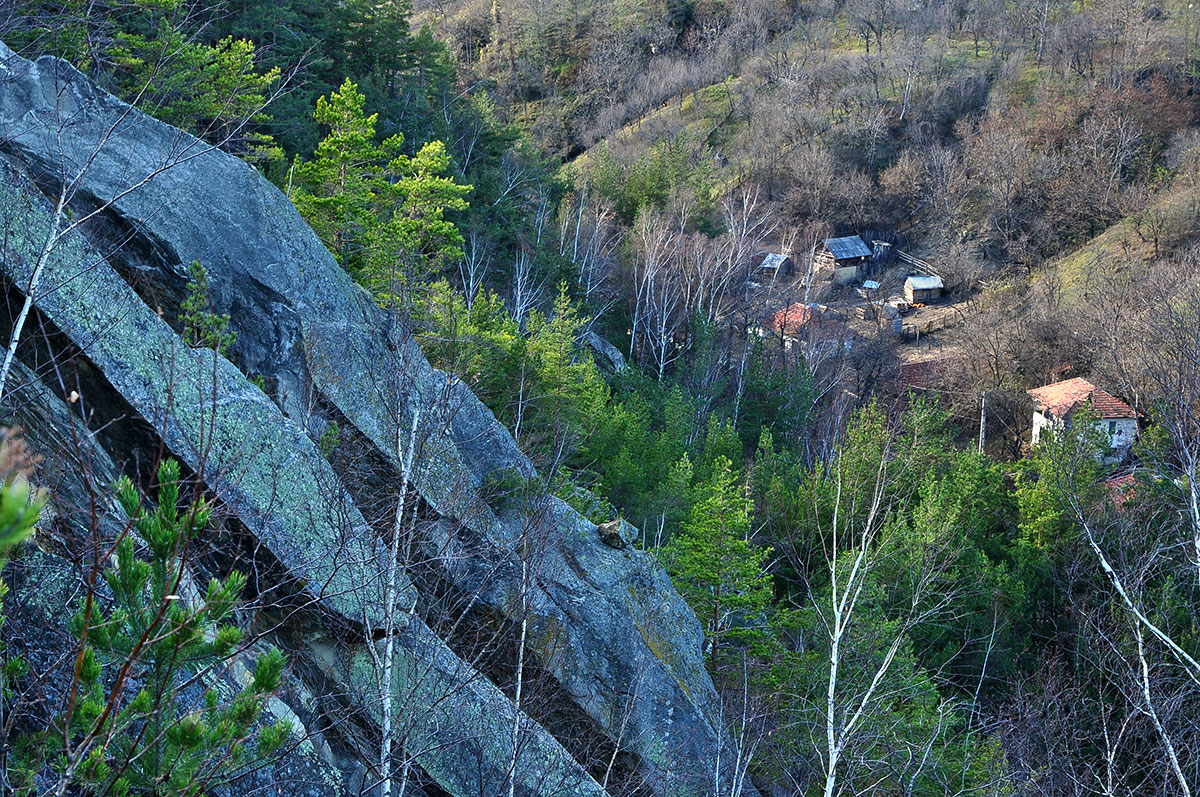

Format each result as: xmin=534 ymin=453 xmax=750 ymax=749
xmin=756 ymin=302 xmax=855 ymax=357
xmin=815 ymin=236 xmax=874 ymax=285
xmin=904 ymin=275 xmax=944 ymax=304
xmin=754 ymin=251 xmax=795 ymax=278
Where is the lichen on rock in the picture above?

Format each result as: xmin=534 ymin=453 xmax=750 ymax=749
xmin=0 ymin=39 xmax=758 ymax=796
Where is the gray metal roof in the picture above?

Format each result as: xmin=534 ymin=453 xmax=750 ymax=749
xmin=824 ymin=236 xmax=873 ymax=260
xmin=905 ymin=275 xmax=943 ymax=290
xmin=760 ymin=253 xmax=790 ymax=269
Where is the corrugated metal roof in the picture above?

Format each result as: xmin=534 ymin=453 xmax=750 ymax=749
xmin=824 ymin=236 xmax=872 ymax=260
xmin=905 ymin=275 xmax=943 ymax=290
xmin=760 ymin=253 xmax=789 ymax=269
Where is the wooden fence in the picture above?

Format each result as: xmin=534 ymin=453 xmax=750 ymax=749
xmin=896 ymin=249 xmax=937 ymax=276
xmin=902 ymin=307 xmax=964 ymax=338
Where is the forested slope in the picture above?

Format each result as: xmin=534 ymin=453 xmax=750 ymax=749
xmin=3 ymin=0 xmax=1200 ymax=794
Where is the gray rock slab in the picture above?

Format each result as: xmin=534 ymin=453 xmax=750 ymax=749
xmin=0 ymin=41 xmax=755 ymax=796
xmin=0 ymin=158 xmax=398 ymax=627
xmin=308 ymin=621 xmax=609 ymax=797
xmin=0 ymin=163 xmax=611 ymax=797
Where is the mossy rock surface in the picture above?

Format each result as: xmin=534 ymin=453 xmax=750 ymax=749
xmin=0 ymin=40 xmax=756 ymax=796
xmin=325 ymin=621 xmax=607 ymax=797
xmin=0 ymin=161 xmax=404 ymax=628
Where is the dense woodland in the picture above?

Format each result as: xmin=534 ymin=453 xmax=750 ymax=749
xmin=6 ymin=0 xmax=1200 ymax=793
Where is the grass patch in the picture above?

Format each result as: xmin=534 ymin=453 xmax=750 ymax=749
xmin=1047 ymin=185 xmax=1200 ymax=303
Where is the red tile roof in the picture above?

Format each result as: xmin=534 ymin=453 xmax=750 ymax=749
xmin=1104 ymin=473 xmax=1137 ymax=508
xmin=1089 ymin=388 xmax=1139 ymax=419
xmin=1027 ymin=377 xmax=1136 ymax=419
xmin=765 ymin=303 xmax=818 ymax=335
xmin=1105 ymin=473 xmax=1136 ymax=490
xmin=898 ymin=358 xmax=957 ymax=391
xmin=764 ymin=303 xmax=852 ymax=341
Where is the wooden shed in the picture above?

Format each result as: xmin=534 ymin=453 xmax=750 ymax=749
xmin=814 ymin=236 xmax=873 ymax=285
xmin=904 ymin=275 xmax=944 ymax=304
xmin=754 ymin=251 xmax=795 ymax=278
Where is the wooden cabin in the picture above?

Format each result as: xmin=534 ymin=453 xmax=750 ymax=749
xmin=753 ymin=251 xmax=795 ymax=278
xmin=903 ymin=275 xmax=943 ymax=304
xmin=814 ymin=236 xmax=873 ymax=285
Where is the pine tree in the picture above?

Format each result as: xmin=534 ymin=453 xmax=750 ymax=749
xmin=0 ymin=433 xmax=46 ymax=760
xmin=520 ymin=285 xmax=608 ymax=456
xmin=291 ymin=79 xmax=470 ymax=304
xmin=664 ymin=455 xmax=773 ymax=671
xmin=13 ymin=460 xmax=291 ymax=795
xmin=105 ymin=2 xmax=281 ymax=161
xmin=180 ymin=261 xmax=236 ymax=354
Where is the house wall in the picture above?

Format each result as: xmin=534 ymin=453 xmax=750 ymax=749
xmin=1107 ymin=418 xmax=1138 ymax=451
xmin=833 ymin=264 xmax=860 ymax=284
xmin=1031 ymin=410 xmax=1055 ymax=446
xmin=1031 ymin=411 xmax=1138 ymax=457
xmin=764 ymin=260 xmax=794 ymax=278
xmin=904 ymin=286 xmax=943 ymax=303
xmin=753 ymin=326 xmax=795 ymax=351
xmin=819 ymin=249 xmax=871 ymax=284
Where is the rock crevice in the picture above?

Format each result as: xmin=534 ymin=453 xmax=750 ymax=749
xmin=0 ymin=40 xmax=755 ymax=796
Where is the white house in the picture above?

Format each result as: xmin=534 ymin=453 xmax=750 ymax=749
xmin=1027 ymin=377 xmax=1138 ymax=460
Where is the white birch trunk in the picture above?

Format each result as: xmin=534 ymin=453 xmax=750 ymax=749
xmin=380 ymin=410 xmax=421 ymax=797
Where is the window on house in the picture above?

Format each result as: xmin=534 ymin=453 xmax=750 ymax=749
xmin=1108 ymin=421 xmax=1116 ymax=434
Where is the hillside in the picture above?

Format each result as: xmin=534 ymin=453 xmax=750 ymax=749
xmin=415 ymin=0 xmax=1200 ymax=443
xmin=2 ymin=1 xmax=1200 ymax=795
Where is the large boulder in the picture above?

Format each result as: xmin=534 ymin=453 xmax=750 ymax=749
xmin=0 ymin=41 xmax=756 ymax=795
xmin=584 ymin=330 xmax=628 ymax=374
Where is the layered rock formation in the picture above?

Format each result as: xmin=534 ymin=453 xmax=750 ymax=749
xmin=0 ymin=42 xmax=754 ymax=795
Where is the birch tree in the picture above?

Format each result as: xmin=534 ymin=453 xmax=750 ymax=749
xmin=630 ymin=210 xmax=687 ymax=377
xmin=782 ymin=406 xmax=979 ymax=794
xmin=558 ymin=188 xmax=622 ymax=309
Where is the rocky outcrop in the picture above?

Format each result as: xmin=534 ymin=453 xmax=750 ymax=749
xmin=0 ymin=358 xmax=355 ymax=796
xmin=0 ymin=157 xmax=396 ymax=627
xmin=597 ymin=518 xmax=636 ymax=549
xmin=584 ymin=330 xmax=628 ymax=374
xmin=0 ymin=158 xmax=608 ymax=797
xmin=0 ymin=42 xmax=755 ymax=795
